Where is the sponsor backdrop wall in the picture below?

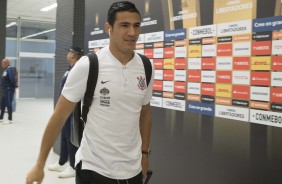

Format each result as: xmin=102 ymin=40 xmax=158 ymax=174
xmin=85 ymin=0 xmax=282 ymax=128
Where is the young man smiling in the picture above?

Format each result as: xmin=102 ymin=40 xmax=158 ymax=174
xmin=26 ymin=1 xmax=154 ymax=184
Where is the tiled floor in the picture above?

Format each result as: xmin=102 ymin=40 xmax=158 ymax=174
xmin=0 ymin=98 xmax=75 ymax=184
xmin=3 ymin=98 xmax=282 ymax=184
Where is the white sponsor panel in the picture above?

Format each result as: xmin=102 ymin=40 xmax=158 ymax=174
xmin=137 ymin=34 xmax=145 ymax=44
xmin=163 ymin=98 xmax=185 ymax=111
xmin=250 ymin=109 xmax=282 ymax=128
xmin=215 ymin=104 xmax=249 ymax=122
xmin=201 ymin=71 xmax=216 ymax=83
xmin=150 ymin=96 xmax=163 ymax=108
xmin=216 ymin=57 xmax=232 ymax=70
xmin=99 ymin=39 xmax=110 ymax=47
xmin=175 ymin=46 xmax=187 ymax=58
xmin=187 ymin=82 xmax=201 ymax=94
xmin=154 ymin=48 xmax=164 ymax=58
xmin=217 ymin=20 xmax=252 ymax=36
xmin=163 ymin=81 xmax=174 ymax=92
xmin=154 ymin=70 xmax=163 ymax=80
xmin=145 ymin=31 xmax=164 ymax=43
xmin=188 ymin=58 xmax=201 ymax=70
xmin=88 ymin=40 xmax=100 ymax=48
xmin=250 ymin=86 xmax=270 ymax=102
xmin=233 ymin=42 xmax=251 ymax=56
xmin=189 ymin=24 xmax=216 ymax=39
xmin=174 ymin=70 xmax=186 ymax=81
xmin=272 ymin=40 xmax=282 ymax=55
xmin=202 ymin=44 xmax=217 ymax=57
xmin=135 ymin=49 xmax=144 ymax=55
xmin=271 ymin=72 xmax=282 ymax=87
xmin=233 ymin=71 xmax=250 ymax=85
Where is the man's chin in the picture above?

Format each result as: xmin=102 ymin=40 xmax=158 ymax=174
xmin=125 ymin=45 xmax=136 ymax=51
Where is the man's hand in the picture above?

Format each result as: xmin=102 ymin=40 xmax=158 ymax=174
xmin=26 ymin=165 xmax=44 ymax=184
xmin=141 ymin=155 xmax=149 ymax=179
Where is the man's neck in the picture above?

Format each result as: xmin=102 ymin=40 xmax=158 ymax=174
xmin=109 ymin=46 xmax=134 ymax=65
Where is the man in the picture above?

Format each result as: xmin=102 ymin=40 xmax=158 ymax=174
xmin=0 ymin=59 xmax=16 ymax=124
xmin=47 ymin=46 xmax=83 ymax=178
xmin=26 ymin=1 xmax=153 ymax=184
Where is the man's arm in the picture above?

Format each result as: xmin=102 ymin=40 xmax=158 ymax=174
xmin=139 ymin=103 xmax=152 ymax=177
xmin=26 ymin=95 xmax=76 ymax=184
xmin=8 ymin=67 xmax=16 ymax=87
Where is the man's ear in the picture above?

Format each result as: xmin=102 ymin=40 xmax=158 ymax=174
xmin=104 ymin=22 xmax=111 ymax=36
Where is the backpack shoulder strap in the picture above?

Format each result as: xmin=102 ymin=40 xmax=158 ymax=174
xmin=81 ymin=53 xmax=99 ymax=122
xmin=137 ymin=53 xmax=152 ymax=86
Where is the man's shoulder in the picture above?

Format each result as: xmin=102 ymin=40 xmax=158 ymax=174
xmin=96 ymin=46 xmax=109 ymax=58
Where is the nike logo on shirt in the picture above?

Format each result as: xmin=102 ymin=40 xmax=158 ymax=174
xmin=101 ymin=80 xmax=110 ymax=84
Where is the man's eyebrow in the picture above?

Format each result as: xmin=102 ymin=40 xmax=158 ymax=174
xmin=119 ymin=21 xmax=141 ymax=25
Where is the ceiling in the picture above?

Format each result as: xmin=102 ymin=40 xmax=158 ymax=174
xmin=7 ymin=0 xmax=57 ymax=23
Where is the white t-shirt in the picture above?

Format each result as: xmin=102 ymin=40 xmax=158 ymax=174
xmin=62 ymin=46 xmax=154 ymax=179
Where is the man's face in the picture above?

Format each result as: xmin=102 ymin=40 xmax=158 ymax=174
xmin=67 ymin=51 xmax=77 ymax=66
xmin=1 ymin=60 xmax=8 ymax=68
xmin=110 ymin=11 xmax=141 ymax=54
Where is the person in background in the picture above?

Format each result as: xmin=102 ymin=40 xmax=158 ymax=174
xmin=12 ymin=67 xmax=18 ymax=112
xmin=26 ymin=1 xmax=154 ymax=184
xmin=47 ymin=46 xmax=83 ymax=178
xmin=0 ymin=59 xmax=16 ymax=124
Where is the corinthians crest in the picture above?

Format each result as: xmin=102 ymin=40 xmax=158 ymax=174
xmin=137 ymin=76 xmax=146 ymax=90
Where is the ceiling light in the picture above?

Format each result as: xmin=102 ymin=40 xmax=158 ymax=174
xmin=6 ymin=22 xmax=17 ymax=28
xmin=40 ymin=3 xmax=57 ymax=12
xmin=21 ymin=28 xmax=56 ymax=39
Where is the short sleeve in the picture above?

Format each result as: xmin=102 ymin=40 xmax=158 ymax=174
xmin=61 ymin=56 xmax=90 ymax=103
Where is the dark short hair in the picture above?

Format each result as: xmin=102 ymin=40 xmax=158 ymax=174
xmin=67 ymin=46 xmax=84 ymax=56
xmin=107 ymin=1 xmax=141 ymax=27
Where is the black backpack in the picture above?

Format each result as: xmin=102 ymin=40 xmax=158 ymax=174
xmin=70 ymin=52 xmax=152 ymax=147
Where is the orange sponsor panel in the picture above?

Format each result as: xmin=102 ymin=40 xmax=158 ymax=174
xmin=233 ymin=34 xmax=251 ymax=42
xmin=273 ymin=30 xmax=282 ymax=40
xmin=144 ymin=49 xmax=154 ymax=59
xmin=216 ymin=71 xmax=232 ymax=84
xmin=164 ymin=47 xmax=174 ymax=58
xmin=233 ymin=57 xmax=250 ymax=70
xmin=252 ymin=41 xmax=271 ymax=56
xmin=154 ymin=42 xmax=164 ymax=48
xmin=153 ymin=80 xmax=163 ymax=91
xmin=175 ymin=58 xmax=186 ymax=70
xmin=250 ymin=101 xmax=269 ymax=110
xmin=187 ymin=94 xmax=200 ymax=101
xmin=187 ymin=70 xmax=201 ymax=82
xmin=217 ymin=43 xmax=232 ymax=56
xmin=202 ymin=37 xmax=216 ymax=44
xmin=163 ymin=70 xmax=174 ymax=81
xmin=272 ymin=56 xmax=282 ymax=71
xmin=175 ymin=40 xmax=187 ymax=46
xmin=201 ymin=83 xmax=215 ymax=96
xmin=174 ymin=82 xmax=186 ymax=93
xmin=163 ymin=92 xmax=174 ymax=98
xmin=271 ymin=87 xmax=282 ymax=103
xmin=232 ymin=85 xmax=250 ymax=100
xmin=135 ymin=44 xmax=144 ymax=49
xmin=153 ymin=59 xmax=164 ymax=69
xmin=251 ymin=71 xmax=270 ymax=86
xmin=215 ymin=97 xmax=232 ymax=105
xmin=202 ymin=57 xmax=216 ymax=70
